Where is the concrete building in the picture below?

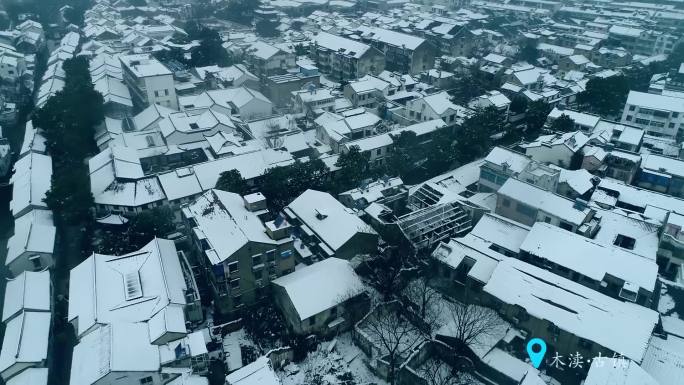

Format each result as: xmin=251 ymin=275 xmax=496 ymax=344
xmin=284 ymin=189 xmax=378 ymax=262
xmin=272 ymin=258 xmax=369 ymax=335
xmin=120 ymin=54 xmax=178 ymax=110
xmin=309 ymin=32 xmax=385 ymax=80
xmin=357 ymin=26 xmax=437 ymax=75
xmin=182 ymin=190 xmax=296 ymax=315
xmin=621 ymin=91 xmax=684 ymax=139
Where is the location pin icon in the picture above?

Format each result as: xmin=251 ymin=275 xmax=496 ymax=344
xmin=526 ymin=338 xmax=547 ymax=369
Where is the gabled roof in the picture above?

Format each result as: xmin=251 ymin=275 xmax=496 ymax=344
xmin=2 ymin=270 xmax=50 ymax=323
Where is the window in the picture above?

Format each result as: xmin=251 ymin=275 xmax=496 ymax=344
xmin=228 ymin=261 xmax=238 ymax=273
xmin=669 ymin=123 xmax=675 ymax=128
xmin=543 ymin=216 xmax=552 ymax=223
xmin=673 ymin=112 xmax=679 ymax=118
xmin=515 ymin=203 xmax=536 ymax=217
xmin=628 ymin=105 xmax=635 ymax=111
xmin=154 ymin=90 xmax=160 ymax=97
xmin=614 ymin=234 xmax=636 ymax=250
xmin=626 ymin=115 xmax=632 ymax=121
xmin=559 ymin=221 xmax=574 ymax=231
xmin=164 ymin=89 xmax=169 ymax=96
xmin=376 ymin=148 xmax=382 ymax=156
xmin=280 ymin=250 xmax=293 ymax=259
xmin=416 ymin=112 xmax=422 ymax=120
xmin=30 ymin=255 xmax=42 ymax=270
xmin=449 ymin=114 xmax=455 ymax=122
xmin=140 ymin=377 xmax=153 ymax=385
xmin=230 ymin=278 xmax=240 ymax=289
xmin=266 ymin=250 xmax=276 ymax=261
xmin=252 ymin=254 xmax=262 ymax=265
xmin=501 ymin=198 xmax=511 ymax=207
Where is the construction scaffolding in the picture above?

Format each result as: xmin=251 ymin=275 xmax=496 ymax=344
xmin=397 ymin=202 xmax=472 ymax=251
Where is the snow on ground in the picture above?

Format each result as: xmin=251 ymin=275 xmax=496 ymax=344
xmin=279 ymin=333 xmax=387 ymax=385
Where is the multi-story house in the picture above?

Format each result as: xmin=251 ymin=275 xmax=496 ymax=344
xmin=356 ymin=26 xmax=437 ymax=75
xmin=120 ymin=53 xmax=178 ymax=111
xmin=244 ymin=41 xmax=296 ymax=78
xmin=405 ymin=91 xmax=472 ymax=125
xmin=621 ymin=91 xmax=684 ymax=139
xmin=309 ymin=32 xmax=385 ymax=80
xmin=284 ymin=189 xmax=378 ymax=262
xmin=183 ymin=190 xmax=296 ymax=315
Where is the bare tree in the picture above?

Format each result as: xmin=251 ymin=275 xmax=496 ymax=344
xmin=419 ymin=359 xmax=471 ymax=385
xmin=402 ymin=279 xmax=444 ymax=335
xmin=361 ymin=302 xmax=426 ymax=385
xmin=263 ymin=119 xmax=284 ymax=148
xmin=443 ymin=302 xmax=505 ymax=354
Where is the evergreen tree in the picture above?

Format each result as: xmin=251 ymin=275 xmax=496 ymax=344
xmin=455 ymin=106 xmax=504 ymax=164
xmin=525 ymin=100 xmax=552 ymax=139
xmin=216 ymin=169 xmax=248 ymax=195
xmin=551 ymin=114 xmax=575 ymax=132
xmin=334 ymin=146 xmax=371 ymax=193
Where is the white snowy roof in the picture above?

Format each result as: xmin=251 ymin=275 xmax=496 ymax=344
xmin=642 ymin=153 xmax=684 ymax=178
xmin=70 ymin=323 xmax=160 ymax=385
xmin=498 ymin=178 xmax=591 ymax=226
xmin=470 ymin=213 xmax=530 ymax=254
xmin=6 ymin=209 xmax=56 ymax=267
xmin=484 ymin=147 xmax=531 ymax=173
xmin=596 ymin=178 xmax=684 ymax=214
xmin=184 ymin=190 xmax=275 ymax=265
xmin=523 ymin=131 xmax=589 ymax=153
xmin=310 ymin=31 xmax=371 ymax=59
xmin=120 ymin=54 xmax=171 ymax=77
xmin=626 ymin=91 xmax=684 ymax=112
xmin=247 ymin=41 xmax=282 ymax=60
xmin=484 ymin=258 xmax=658 ymax=362
xmin=592 ymin=208 xmax=659 ymax=260
xmin=273 ymin=258 xmax=365 ymax=320
xmin=2 ymin=270 xmax=50 ymax=323
xmin=5 ymin=368 xmax=48 ymax=385
xmin=521 ymin=222 xmax=657 ymax=293
xmin=180 ymin=87 xmax=271 ymax=111
xmin=550 ymin=165 xmax=594 ymax=195
xmin=584 ymin=358 xmax=659 ymax=385
xmin=225 ymin=356 xmax=280 ymax=385
xmin=0 ymin=311 xmax=50 ymax=375
xmin=287 ymin=189 xmax=376 ymax=252
xmin=548 ymin=107 xmax=600 ymax=129
xmin=357 ymin=26 xmax=425 ymax=50
xmin=10 ymin=152 xmax=52 ymax=217
xmin=641 ymin=335 xmax=684 ymax=385
xmin=68 ymin=238 xmax=187 ymax=338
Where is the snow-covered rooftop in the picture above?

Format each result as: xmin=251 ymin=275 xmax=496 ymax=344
xmin=68 ymin=238 xmax=188 ymax=338
xmin=2 ymin=270 xmax=50 ymax=323
xmin=498 ymin=178 xmax=591 ymax=226
xmin=287 ymin=189 xmax=376 ymax=252
xmin=484 ymin=258 xmax=658 ymax=362
xmin=521 ymin=222 xmax=658 ymax=293
xmin=273 ymin=257 xmax=365 ymax=320
xmin=183 ymin=190 xmax=276 ymax=265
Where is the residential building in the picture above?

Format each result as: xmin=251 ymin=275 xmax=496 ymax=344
xmin=309 ymin=32 xmax=385 ymax=80
xmin=9 ymin=152 xmax=51 ymax=219
xmin=5 ymin=209 xmax=55 ymax=277
xmin=338 ymin=177 xmax=407 ymax=210
xmin=314 ymin=109 xmax=383 ymax=152
xmin=67 ymin=238 xmax=200 ymax=341
xmin=406 ymin=92 xmax=472 ymax=125
xmin=658 ymin=211 xmax=684 ymax=279
xmin=263 ymin=72 xmax=320 ymax=108
xmin=637 ymin=154 xmax=684 ymax=198
xmin=357 ymin=26 xmax=437 ymax=75
xmin=603 ymin=150 xmax=641 ymax=184
xmin=182 ymin=190 xmax=296 ymax=315
xmin=284 ymin=189 xmax=378 ymax=261
xmin=272 ymin=258 xmax=369 ymax=335
xmin=496 ymin=178 xmax=596 ymax=233
xmin=522 ymin=131 xmax=589 ymax=168
xmin=519 ymin=222 xmax=657 ymax=306
xmin=0 ymin=270 xmax=50 ymax=381
xmin=478 ymin=147 xmax=532 ymax=192
xmin=178 ymin=87 xmax=273 ymax=121
xmin=620 ymin=91 xmax=684 ymax=138
xmin=120 ymin=53 xmax=178 ymax=110
xmin=244 ymin=41 xmax=296 ymax=77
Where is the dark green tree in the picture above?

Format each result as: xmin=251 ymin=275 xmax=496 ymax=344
xmin=424 ymin=129 xmax=456 ymax=177
xmin=216 ymin=169 xmax=248 ymax=195
xmin=255 ymin=18 xmax=280 ymax=38
xmin=44 ymin=164 xmax=94 ymax=225
xmin=455 ymin=106 xmax=504 ymax=163
xmin=215 ymin=0 xmax=259 ymax=26
xmin=509 ymin=96 xmax=528 ymax=114
xmin=518 ymin=40 xmax=539 ymax=63
xmin=189 ymin=27 xmax=233 ymax=67
xmin=551 ymin=113 xmax=575 ymax=132
xmin=577 ymin=75 xmax=630 ymax=117
xmin=334 ymin=146 xmax=371 ymax=193
xmin=525 ymin=100 xmax=552 ymax=139
xmin=387 ymin=131 xmax=423 ymax=182
xmin=260 ymin=159 xmax=329 ymax=211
